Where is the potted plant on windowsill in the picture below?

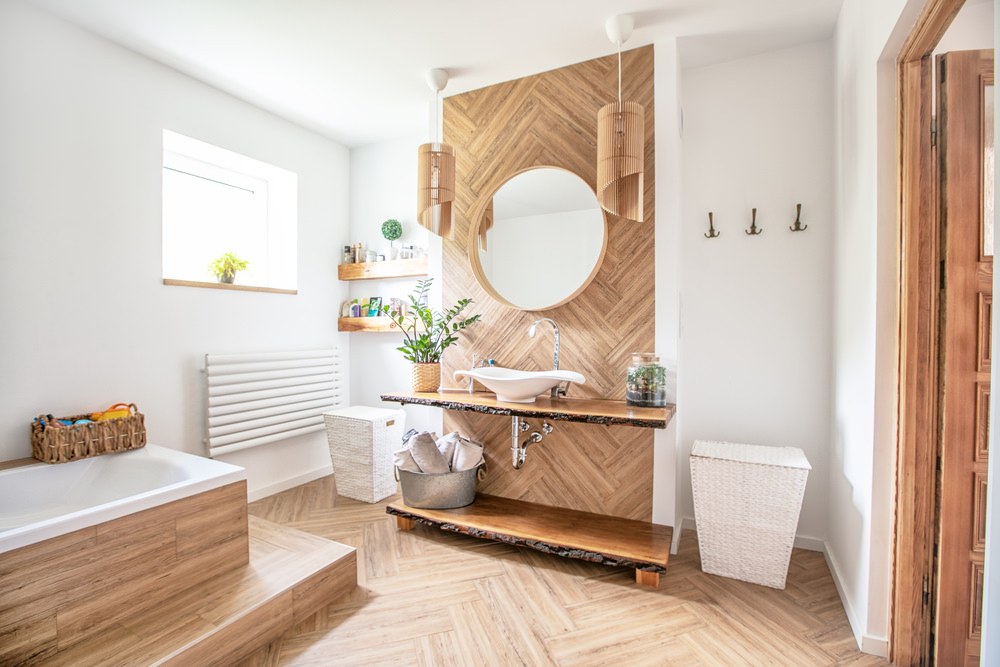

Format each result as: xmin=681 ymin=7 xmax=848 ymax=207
xmin=385 ymin=278 xmax=481 ymax=393
xmin=209 ymin=252 xmax=249 ymax=284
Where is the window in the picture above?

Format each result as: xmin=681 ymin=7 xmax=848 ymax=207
xmin=162 ymin=130 xmax=297 ymax=291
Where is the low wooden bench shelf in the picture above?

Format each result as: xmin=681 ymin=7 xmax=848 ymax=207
xmin=387 ymin=494 xmax=672 ymax=586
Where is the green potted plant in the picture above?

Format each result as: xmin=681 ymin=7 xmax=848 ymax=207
xmin=625 ymin=353 xmax=668 ymax=407
xmin=386 ymin=278 xmax=481 ymax=392
xmin=209 ymin=252 xmax=250 ymax=284
xmin=382 ymin=219 xmax=403 ymax=260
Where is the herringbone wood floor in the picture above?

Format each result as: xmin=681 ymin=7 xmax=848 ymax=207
xmin=239 ymin=475 xmax=889 ymax=666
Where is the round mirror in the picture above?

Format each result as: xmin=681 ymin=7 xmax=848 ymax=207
xmin=468 ymin=168 xmax=607 ymax=311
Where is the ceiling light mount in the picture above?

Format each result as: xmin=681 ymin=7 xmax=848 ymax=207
xmin=425 ymin=68 xmax=449 ymax=93
xmin=605 ymin=14 xmax=634 ymax=46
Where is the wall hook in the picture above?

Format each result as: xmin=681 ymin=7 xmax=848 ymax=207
xmin=704 ymin=212 xmax=720 ymax=238
xmin=745 ymin=208 xmax=762 ymax=236
xmin=790 ymin=203 xmax=807 ymax=232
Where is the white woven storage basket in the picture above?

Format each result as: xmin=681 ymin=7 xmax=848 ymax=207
xmin=690 ymin=440 xmax=810 ymax=589
xmin=323 ymin=406 xmax=405 ymax=503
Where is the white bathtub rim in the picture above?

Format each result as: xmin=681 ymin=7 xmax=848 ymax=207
xmin=0 ymin=444 xmax=246 ymax=554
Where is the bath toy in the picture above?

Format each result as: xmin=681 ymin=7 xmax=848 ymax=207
xmin=92 ymin=403 xmax=132 ymax=420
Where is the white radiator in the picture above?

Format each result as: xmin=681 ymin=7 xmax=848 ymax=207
xmin=204 ymin=349 xmax=345 ymax=458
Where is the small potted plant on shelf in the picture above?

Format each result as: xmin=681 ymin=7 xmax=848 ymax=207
xmin=385 ymin=278 xmax=481 ymax=392
xmin=381 ymin=219 xmax=403 ymax=260
xmin=209 ymin=252 xmax=249 ymax=284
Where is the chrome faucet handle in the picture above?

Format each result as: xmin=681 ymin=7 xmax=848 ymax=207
xmin=519 ymin=419 xmax=531 ymax=433
xmin=541 ymin=420 xmax=553 ymax=434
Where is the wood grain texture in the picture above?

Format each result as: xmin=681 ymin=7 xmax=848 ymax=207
xmin=337 ymin=316 xmax=422 ymax=333
xmin=935 ymin=48 xmax=992 ymax=667
xmin=162 ymin=279 xmax=296 ymax=295
xmin=238 ymin=474 xmax=889 ymax=667
xmin=386 ymin=493 xmax=672 ymax=574
xmin=893 ymin=5 xmax=969 ymax=665
xmin=382 ymin=391 xmax=674 ymax=428
xmin=0 ymin=481 xmax=249 ymax=666
xmin=440 ymin=45 xmax=656 ymax=520
xmin=0 ymin=457 xmax=35 ymax=471
xmin=893 ymin=49 xmax=940 ymax=667
xmin=29 ymin=515 xmax=356 ymax=667
xmin=337 ymin=257 xmax=428 ymax=281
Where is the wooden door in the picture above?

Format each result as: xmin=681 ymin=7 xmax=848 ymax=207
xmin=936 ymin=48 xmax=993 ymax=667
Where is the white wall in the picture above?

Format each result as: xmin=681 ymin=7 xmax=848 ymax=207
xmin=677 ymin=40 xmax=835 ymax=550
xmin=654 ymin=37 xmax=682 ymax=533
xmin=935 ymin=0 xmax=995 ymax=54
xmin=0 ymin=0 xmax=350 ymax=499
xmin=347 ymin=137 xmax=443 ymax=436
xmin=831 ymin=0 xmax=925 ymax=654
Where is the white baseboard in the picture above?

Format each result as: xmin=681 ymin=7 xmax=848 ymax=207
xmin=823 ymin=542 xmax=888 ymax=658
xmin=246 ymin=463 xmax=333 ymax=503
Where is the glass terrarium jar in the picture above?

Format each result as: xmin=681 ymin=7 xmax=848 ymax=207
xmin=626 ymin=353 xmax=668 ymax=408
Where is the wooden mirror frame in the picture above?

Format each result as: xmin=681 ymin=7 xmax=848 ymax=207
xmin=465 ymin=166 xmax=609 ymax=311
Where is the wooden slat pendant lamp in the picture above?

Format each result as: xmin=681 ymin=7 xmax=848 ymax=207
xmin=418 ymin=68 xmax=455 ymax=239
xmin=597 ymin=14 xmax=644 ymax=223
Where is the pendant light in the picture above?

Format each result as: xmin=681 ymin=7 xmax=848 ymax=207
xmin=417 ymin=68 xmax=456 ymax=239
xmin=597 ymin=14 xmax=644 ymax=223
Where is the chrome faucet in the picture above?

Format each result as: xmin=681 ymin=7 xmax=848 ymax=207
xmin=468 ymin=353 xmax=493 ymax=393
xmin=528 ymin=318 xmax=565 ymax=399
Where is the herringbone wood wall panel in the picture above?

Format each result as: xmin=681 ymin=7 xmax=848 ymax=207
xmin=441 ymin=46 xmax=655 ymax=520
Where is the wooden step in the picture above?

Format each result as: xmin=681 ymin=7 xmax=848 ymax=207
xmin=386 ymin=494 xmax=671 ymax=586
xmin=33 ymin=516 xmax=356 ymax=666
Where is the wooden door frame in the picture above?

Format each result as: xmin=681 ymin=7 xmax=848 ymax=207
xmin=893 ymin=0 xmax=965 ymax=664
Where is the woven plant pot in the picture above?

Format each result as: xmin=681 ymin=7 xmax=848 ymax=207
xmin=411 ymin=362 xmax=441 ymax=392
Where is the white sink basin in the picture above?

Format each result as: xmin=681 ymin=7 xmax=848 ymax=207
xmin=453 ymin=367 xmax=585 ymax=403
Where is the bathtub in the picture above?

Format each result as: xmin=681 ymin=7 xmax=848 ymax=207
xmin=0 ymin=443 xmax=246 ymax=554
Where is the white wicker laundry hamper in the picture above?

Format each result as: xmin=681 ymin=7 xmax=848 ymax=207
xmin=690 ymin=440 xmax=810 ymax=589
xmin=323 ymin=406 xmax=405 ymax=503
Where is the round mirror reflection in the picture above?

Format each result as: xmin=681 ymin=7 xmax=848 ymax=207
xmin=470 ymin=168 xmax=607 ymax=311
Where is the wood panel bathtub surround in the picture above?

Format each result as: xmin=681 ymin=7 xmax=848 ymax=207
xmin=30 ymin=516 xmax=357 ymax=667
xmin=441 ymin=46 xmax=655 ymax=521
xmin=0 ymin=481 xmax=249 ymax=666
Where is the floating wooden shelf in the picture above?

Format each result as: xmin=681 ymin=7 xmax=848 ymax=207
xmin=387 ymin=494 xmax=672 ymax=586
xmin=338 ymin=316 xmax=424 ymax=333
xmin=337 ymin=257 xmax=428 ymax=281
xmin=380 ymin=391 xmax=674 ymax=429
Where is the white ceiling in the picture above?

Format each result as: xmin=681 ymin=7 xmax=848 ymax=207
xmin=20 ymin=0 xmax=844 ymax=148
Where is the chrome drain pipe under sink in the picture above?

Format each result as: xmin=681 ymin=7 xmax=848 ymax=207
xmin=510 ymin=416 xmax=554 ymax=469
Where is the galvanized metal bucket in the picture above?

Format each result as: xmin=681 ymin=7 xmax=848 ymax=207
xmin=396 ymin=464 xmax=483 ymax=509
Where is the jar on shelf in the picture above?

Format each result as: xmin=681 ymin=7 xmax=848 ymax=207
xmin=626 ymin=353 xmax=668 ymax=408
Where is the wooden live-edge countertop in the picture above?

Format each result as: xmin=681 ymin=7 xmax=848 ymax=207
xmin=380 ymin=391 xmax=675 ymax=429
xmin=386 ymin=494 xmax=672 ymax=573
